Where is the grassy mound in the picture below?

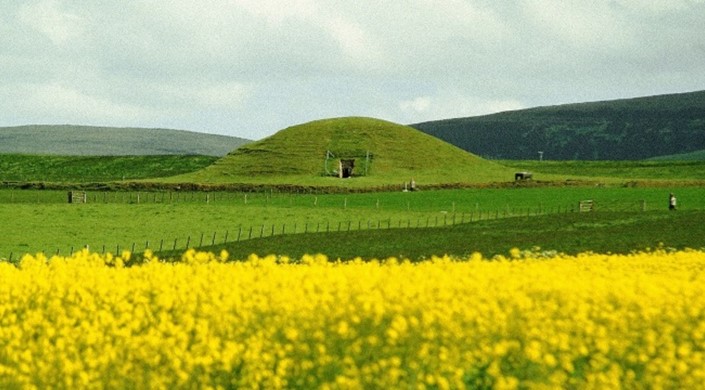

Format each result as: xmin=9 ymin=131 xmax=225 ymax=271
xmin=170 ymin=117 xmax=515 ymax=186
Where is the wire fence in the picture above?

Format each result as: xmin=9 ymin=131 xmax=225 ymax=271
xmin=1 ymin=199 xmax=653 ymax=262
xmin=0 ymin=183 xmax=433 ymax=203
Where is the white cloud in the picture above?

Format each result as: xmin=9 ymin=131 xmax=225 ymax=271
xmin=398 ymin=93 xmax=525 ymax=124
xmin=623 ymin=0 xmax=693 ymax=12
xmin=399 ymin=97 xmax=432 ymax=114
xmin=0 ymin=82 xmax=151 ymax=125
xmin=1 ymin=0 xmax=704 ymax=138
xmin=325 ymin=17 xmax=384 ymax=66
xmin=522 ymin=2 xmax=636 ymax=52
xmin=193 ymin=83 xmax=250 ymax=108
xmin=234 ymin=0 xmax=318 ymax=25
xmin=17 ymin=0 xmax=86 ymax=46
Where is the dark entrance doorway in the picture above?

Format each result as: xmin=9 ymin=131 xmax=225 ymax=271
xmin=339 ymin=159 xmax=355 ymax=178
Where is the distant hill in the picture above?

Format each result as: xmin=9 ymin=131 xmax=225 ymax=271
xmin=411 ymin=90 xmax=705 ymax=160
xmin=172 ymin=117 xmax=514 ymax=186
xmin=648 ymin=149 xmax=705 ymax=161
xmin=0 ymin=125 xmax=250 ymax=156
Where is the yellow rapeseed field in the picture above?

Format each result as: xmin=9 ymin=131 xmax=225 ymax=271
xmin=1 ymin=248 xmax=705 ymax=389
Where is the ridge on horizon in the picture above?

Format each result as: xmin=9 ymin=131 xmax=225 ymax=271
xmin=0 ymin=124 xmax=251 ymax=156
xmin=411 ymin=90 xmax=705 ymax=161
xmin=3 ymin=89 xmax=704 ymax=160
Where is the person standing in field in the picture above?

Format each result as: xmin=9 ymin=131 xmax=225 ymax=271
xmin=669 ymin=193 xmax=677 ymax=210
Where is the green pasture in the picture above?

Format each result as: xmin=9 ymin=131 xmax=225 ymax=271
xmin=502 ymin=160 xmax=705 ymax=181
xmin=0 ymin=155 xmax=217 ymax=182
xmin=2 ymin=153 xmax=705 ymax=261
xmin=1 ymin=186 xmax=703 ymax=261
xmin=197 ymin=210 xmax=705 ymax=261
xmin=3 ymin=154 xmax=705 ymax=189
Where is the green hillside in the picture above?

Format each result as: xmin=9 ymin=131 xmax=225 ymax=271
xmin=170 ymin=117 xmax=515 ymax=186
xmin=412 ymin=90 xmax=705 ymax=160
xmin=0 ymin=155 xmax=217 ymax=183
xmin=649 ymin=149 xmax=705 ymax=161
xmin=0 ymin=125 xmax=250 ymax=156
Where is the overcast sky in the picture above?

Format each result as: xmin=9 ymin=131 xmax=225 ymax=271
xmin=2 ymin=0 xmax=705 ymax=140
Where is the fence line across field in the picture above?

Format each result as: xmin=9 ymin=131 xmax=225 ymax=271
xmin=1 ymin=189 xmax=655 ymax=211
xmin=3 ymin=200 xmax=645 ymax=262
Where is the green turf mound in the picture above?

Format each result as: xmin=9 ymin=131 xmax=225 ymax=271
xmin=172 ymin=117 xmax=515 ymax=186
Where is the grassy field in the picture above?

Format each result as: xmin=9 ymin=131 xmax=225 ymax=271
xmin=5 ymin=153 xmax=704 ymax=188
xmin=0 ymin=155 xmax=217 ymax=182
xmin=2 ymin=152 xmax=705 ymax=261
xmin=190 ymin=210 xmax=705 ymax=261
xmin=1 ymin=186 xmax=703 ymax=261
xmin=650 ymin=149 xmax=705 ymax=160
xmin=502 ymin=160 xmax=705 ymax=181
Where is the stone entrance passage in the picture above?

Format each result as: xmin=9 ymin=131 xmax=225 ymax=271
xmin=339 ymin=159 xmax=355 ymax=178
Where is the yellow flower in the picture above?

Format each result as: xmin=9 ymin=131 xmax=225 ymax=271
xmin=2 ymin=248 xmax=705 ymax=388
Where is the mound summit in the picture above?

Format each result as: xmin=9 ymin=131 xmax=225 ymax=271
xmin=174 ymin=117 xmax=514 ymax=186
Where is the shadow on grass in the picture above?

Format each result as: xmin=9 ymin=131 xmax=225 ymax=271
xmin=153 ymin=210 xmax=705 ymax=262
